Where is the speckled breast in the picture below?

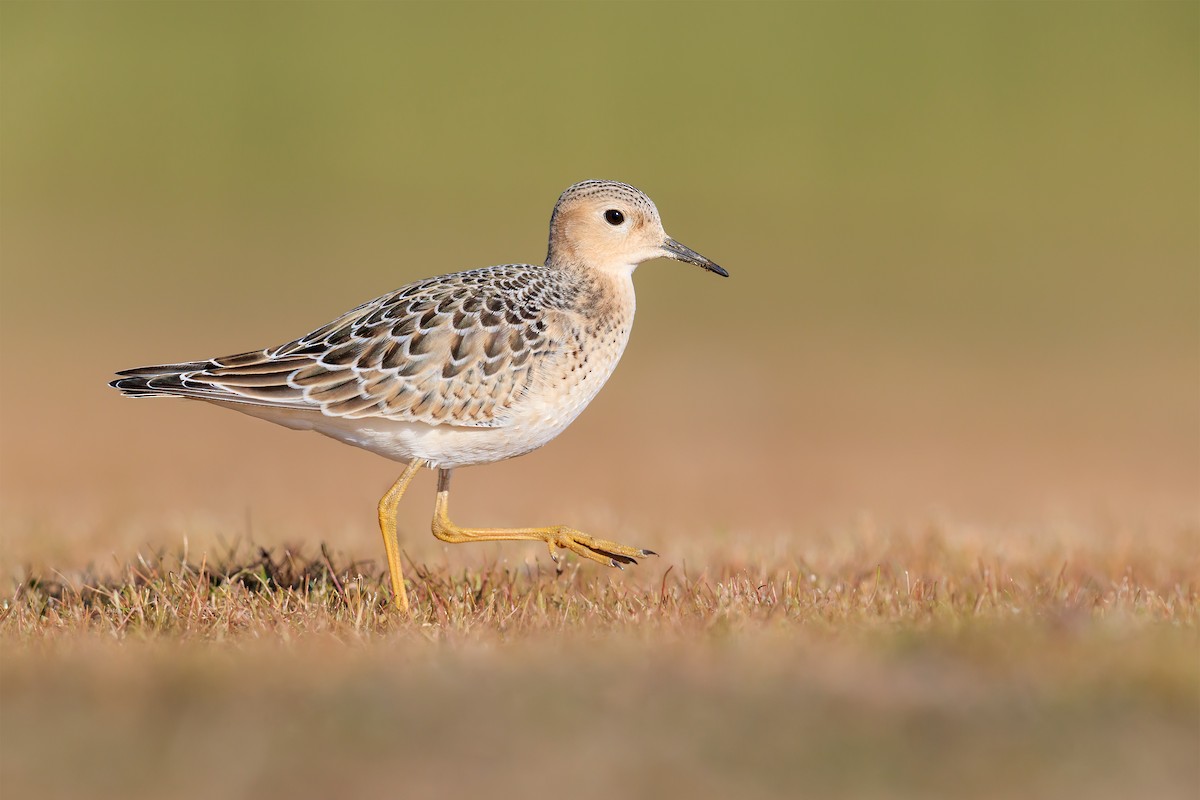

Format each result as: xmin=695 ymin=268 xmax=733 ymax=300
xmin=502 ymin=282 xmax=635 ymax=456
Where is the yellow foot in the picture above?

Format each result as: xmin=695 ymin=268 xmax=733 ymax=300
xmin=541 ymin=527 xmax=656 ymax=570
xmin=430 ymin=469 xmax=657 ymax=572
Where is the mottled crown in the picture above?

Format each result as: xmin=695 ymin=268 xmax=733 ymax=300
xmin=547 ymin=180 xmax=661 ymax=267
xmin=551 ymin=180 xmax=658 ymax=219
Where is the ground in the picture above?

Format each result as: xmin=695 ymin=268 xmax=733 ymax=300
xmin=3 ymin=523 xmax=1195 ymax=800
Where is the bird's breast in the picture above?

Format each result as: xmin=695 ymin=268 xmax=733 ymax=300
xmin=515 ymin=312 xmax=631 ymax=429
xmin=506 ymin=270 xmax=636 ymax=442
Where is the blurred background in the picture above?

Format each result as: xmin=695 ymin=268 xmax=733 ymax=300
xmin=2 ymin=5 xmax=1197 ymax=800
xmin=1 ymin=1 xmax=1196 ymax=573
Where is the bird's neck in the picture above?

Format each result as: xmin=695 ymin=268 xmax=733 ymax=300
xmin=581 ymin=268 xmax=636 ymax=328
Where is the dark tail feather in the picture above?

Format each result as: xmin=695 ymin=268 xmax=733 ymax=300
xmin=110 ymin=370 xmax=194 ymax=398
xmin=110 ymin=359 xmax=213 ymax=398
xmin=110 ymin=376 xmax=154 ymax=397
xmin=110 ymin=363 xmax=310 ymax=411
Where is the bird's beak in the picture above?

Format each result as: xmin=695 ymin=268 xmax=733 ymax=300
xmin=661 ymin=238 xmax=729 ymax=277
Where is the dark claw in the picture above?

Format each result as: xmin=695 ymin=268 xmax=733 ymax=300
xmin=640 ymin=549 xmax=657 ymax=557
xmin=592 ymin=547 xmax=638 ymax=567
xmin=610 ymin=559 xmax=624 ymax=570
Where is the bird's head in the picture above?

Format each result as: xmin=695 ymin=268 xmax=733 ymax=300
xmin=546 ymin=180 xmax=728 ymax=279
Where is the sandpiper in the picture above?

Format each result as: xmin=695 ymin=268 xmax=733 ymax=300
xmin=111 ymin=180 xmax=727 ymax=613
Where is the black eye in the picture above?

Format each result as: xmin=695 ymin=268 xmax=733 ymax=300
xmin=604 ymin=209 xmax=625 ymax=226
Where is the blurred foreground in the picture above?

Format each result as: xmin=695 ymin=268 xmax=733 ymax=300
xmin=3 ymin=529 xmax=1197 ymax=800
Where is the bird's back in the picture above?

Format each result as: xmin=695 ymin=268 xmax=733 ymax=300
xmin=112 ymin=262 xmax=637 ymax=448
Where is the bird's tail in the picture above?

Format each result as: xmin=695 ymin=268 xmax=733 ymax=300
xmin=109 ymin=362 xmax=211 ymax=398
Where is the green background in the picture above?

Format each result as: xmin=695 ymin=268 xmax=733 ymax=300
xmin=3 ymin=1 xmax=1195 ymax=349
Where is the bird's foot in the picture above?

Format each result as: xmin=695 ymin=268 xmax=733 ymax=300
xmin=543 ymin=527 xmax=657 ymax=570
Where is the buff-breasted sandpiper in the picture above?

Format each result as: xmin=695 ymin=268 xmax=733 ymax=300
xmin=111 ymin=180 xmax=727 ymax=613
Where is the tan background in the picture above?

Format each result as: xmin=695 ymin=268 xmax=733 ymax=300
xmin=1 ymin=2 xmax=1196 ymax=575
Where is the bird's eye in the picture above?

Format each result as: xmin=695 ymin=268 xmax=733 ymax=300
xmin=604 ymin=209 xmax=625 ymax=226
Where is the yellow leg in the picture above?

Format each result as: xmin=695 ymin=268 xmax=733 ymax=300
xmin=377 ymin=457 xmax=425 ymax=613
xmin=430 ymin=469 xmax=655 ymax=568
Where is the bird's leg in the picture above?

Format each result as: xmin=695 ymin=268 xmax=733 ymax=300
xmin=377 ymin=457 xmax=425 ymax=614
xmin=430 ymin=469 xmax=655 ymax=568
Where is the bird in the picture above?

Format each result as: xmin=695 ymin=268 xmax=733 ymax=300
xmin=111 ymin=180 xmax=727 ymax=613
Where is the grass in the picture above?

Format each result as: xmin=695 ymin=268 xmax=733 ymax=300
xmin=6 ymin=527 xmax=1195 ymax=638
xmin=2 ymin=528 xmax=1196 ymax=800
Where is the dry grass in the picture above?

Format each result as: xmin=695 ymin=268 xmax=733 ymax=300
xmin=5 ymin=527 xmax=1195 ymax=639
xmin=2 ymin=529 xmax=1196 ymax=800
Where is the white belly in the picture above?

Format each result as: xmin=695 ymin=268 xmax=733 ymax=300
xmin=210 ymin=402 xmax=557 ymax=469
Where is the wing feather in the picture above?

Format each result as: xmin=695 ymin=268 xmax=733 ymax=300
xmin=110 ymin=265 xmax=575 ymax=428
